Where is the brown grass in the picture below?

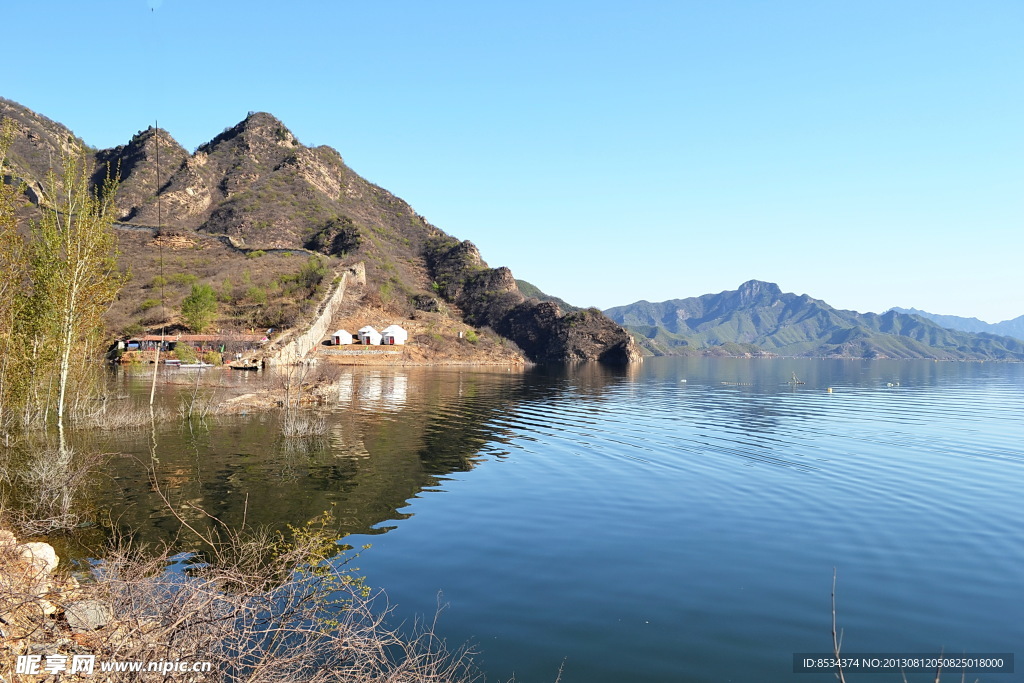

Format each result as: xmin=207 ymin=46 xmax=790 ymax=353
xmin=1 ymin=511 xmax=482 ymax=682
xmin=106 ymin=229 xmax=337 ymax=336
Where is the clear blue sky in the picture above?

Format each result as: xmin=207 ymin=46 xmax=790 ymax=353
xmin=5 ymin=1 xmax=1022 ymax=321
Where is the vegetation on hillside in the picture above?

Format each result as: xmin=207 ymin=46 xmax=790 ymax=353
xmin=889 ymin=306 xmax=1024 ymax=340
xmin=1 ymin=97 xmax=637 ymax=364
xmin=606 ymin=280 xmax=1024 ymax=360
xmin=516 ymin=279 xmax=581 ymax=312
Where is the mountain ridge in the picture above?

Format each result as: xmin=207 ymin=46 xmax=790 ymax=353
xmin=606 ymin=281 xmax=1024 ymax=360
xmin=0 ymin=97 xmax=639 ymax=364
xmin=888 ymin=307 xmax=1024 ymax=341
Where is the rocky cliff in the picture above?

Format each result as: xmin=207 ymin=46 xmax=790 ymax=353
xmin=426 ymin=237 xmax=639 ymax=363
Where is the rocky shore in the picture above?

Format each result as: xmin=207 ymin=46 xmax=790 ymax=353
xmin=1 ymin=530 xmax=115 ymax=681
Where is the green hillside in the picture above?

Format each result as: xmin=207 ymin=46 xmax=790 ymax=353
xmin=606 ymin=281 xmax=1024 ymax=360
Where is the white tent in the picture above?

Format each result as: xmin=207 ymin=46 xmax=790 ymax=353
xmin=331 ymin=329 xmax=353 ymax=345
xmin=381 ymin=324 xmax=408 ymax=345
xmin=358 ymin=326 xmax=382 ymax=345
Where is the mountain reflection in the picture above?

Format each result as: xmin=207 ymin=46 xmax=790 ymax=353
xmin=61 ymin=358 xmax=1009 ymax=555
xmin=79 ymin=366 xmax=621 ymax=549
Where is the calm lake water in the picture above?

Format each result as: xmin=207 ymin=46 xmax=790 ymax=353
xmin=72 ymin=358 xmax=1023 ymax=681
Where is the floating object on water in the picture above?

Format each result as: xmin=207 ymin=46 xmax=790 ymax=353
xmin=788 ymin=372 xmax=805 ymax=385
xmin=827 ymin=387 xmax=832 ymax=393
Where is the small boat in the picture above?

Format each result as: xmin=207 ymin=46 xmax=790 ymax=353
xmin=164 ymin=359 xmax=182 ymax=366
xmin=788 ymin=372 xmax=805 ymax=385
xmin=178 ymin=362 xmax=214 ymax=369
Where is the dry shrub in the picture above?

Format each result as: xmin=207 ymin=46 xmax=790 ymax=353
xmin=1 ymin=510 xmax=481 ymax=682
xmin=274 ymin=363 xmax=337 ymax=438
xmin=74 ymin=399 xmax=170 ymax=431
xmin=281 ymin=411 xmax=328 ymax=438
xmin=3 ymin=446 xmax=105 ymax=536
xmin=360 ymin=290 xmax=384 ymax=310
xmin=178 ymin=373 xmax=224 ymax=423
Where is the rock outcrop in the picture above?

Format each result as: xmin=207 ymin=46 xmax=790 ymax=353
xmin=94 ymin=126 xmax=191 ymax=221
xmin=426 ymin=237 xmax=639 ymax=363
xmin=1 ymin=530 xmax=69 ymax=639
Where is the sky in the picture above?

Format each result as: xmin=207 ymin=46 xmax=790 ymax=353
xmin=3 ymin=1 xmax=1022 ymax=322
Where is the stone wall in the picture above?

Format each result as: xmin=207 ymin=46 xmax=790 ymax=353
xmin=265 ymin=262 xmax=365 ymax=366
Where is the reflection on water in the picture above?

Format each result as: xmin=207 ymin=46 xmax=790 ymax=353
xmin=46 ymin=359 xmax=1024 ymax=681
xmin=72 ymin=368 xmax=521 ymax=545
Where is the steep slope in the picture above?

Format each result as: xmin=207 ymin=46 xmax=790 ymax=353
xmin=95 ymin=126 xmax=191 ymax=222
xmin=0 ymin=96 xmax=90 ymax=205
xmin=0 ymin=98 xmax=637 ymax=364
xmin=890 ymin=307 xmax=1024 ymax=341
xmin=606 ymin=281 xmax=1024 ymax=360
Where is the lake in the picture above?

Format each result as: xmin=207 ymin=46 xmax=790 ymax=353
xmin=75 ymin=358 xmax=1024 ymax=682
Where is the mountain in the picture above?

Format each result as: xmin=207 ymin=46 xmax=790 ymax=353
xmin=0 ymin=97 xmax=638 ymax=364
xmin=889 ymin=307 xmax=1024 ymax=341
xmin=515 ymin=280 xmax=581 ymax=313
xmin=605 ymin=280 xmax=1024 ymax=360
xmin=0 ymin=96 xmax=92 ymax=205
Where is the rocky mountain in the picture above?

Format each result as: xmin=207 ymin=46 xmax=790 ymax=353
xmin=606 ymin=280 xmax=1024 ymax=360
xmin=889 ymin=307 xmax=1024 ymax=341
xmin=515 ymin=280 xmax=580 ymax=313
xmin=0 ymin=96 xmax=90 ymax=205
xmin=424 ymin=239 xmax=636 ymax=362
xmin=0 ymin=97 xmax=637 ymax=364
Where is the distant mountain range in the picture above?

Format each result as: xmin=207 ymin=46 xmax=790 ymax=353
xmin=605 ymin=281 xmax=1024 ymax=360
xmin=888 ymin=307 xmax=1024 ymax=341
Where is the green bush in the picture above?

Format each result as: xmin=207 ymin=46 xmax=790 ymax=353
xmin=246 ymin=250 xmax=266 ymax=259
xmin=174 ymin=343 xmax=197 ymax=363
xmin=169 ymin=272 xmax=198 ymax=286
xmin=138 ymin=298 xmax=160 ymax=312
xmin=299 ymin=256 xmax=327 ymax=290
xmin=181 ymin=284 xmax=218 ymax=332
xmin=244 ymin=286 xmax=267 ymax=305
xmin=123 ymin=322 xmax=145 ymax=337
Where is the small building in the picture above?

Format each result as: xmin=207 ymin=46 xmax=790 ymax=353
xmin=331 ymin=329 xmax=353 ymax=346
xmin=381 ymin=324 xmax=408 ymax=345
xmin=128 ymin=333 xmax=268 ymax=354
xmin=357 ymin=326 xmax=382 ymax=346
